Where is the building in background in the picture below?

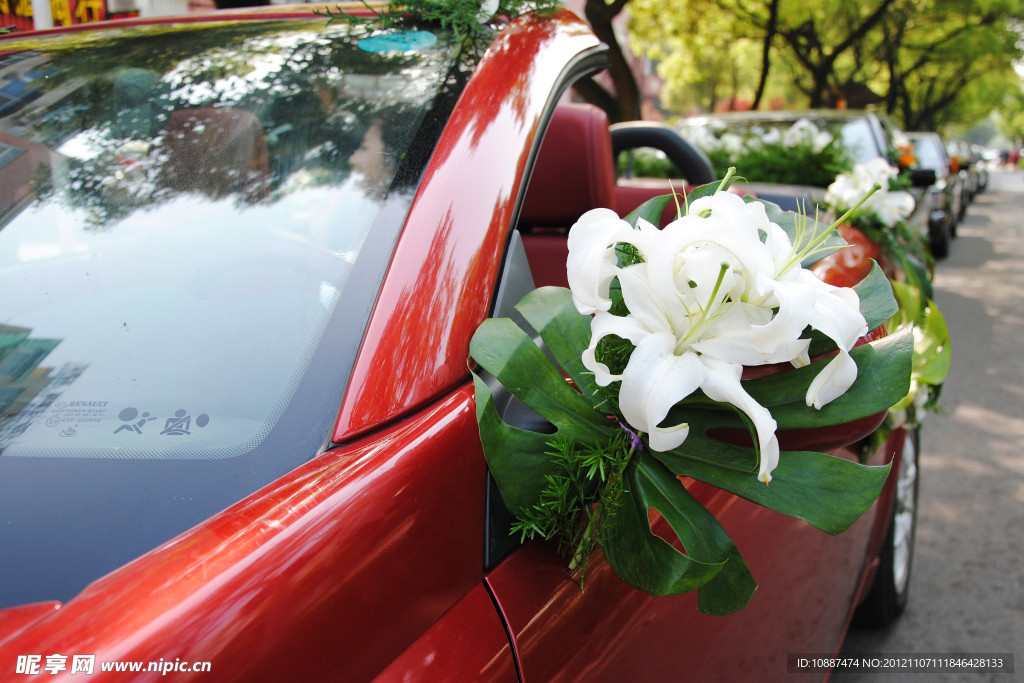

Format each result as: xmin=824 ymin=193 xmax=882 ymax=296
xmin=2 ymin=0 xmax=190 ymax=31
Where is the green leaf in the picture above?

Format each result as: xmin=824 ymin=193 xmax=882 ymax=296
xmin=888 ymin=280 xmax=951 ymax=388
xmin=623 ymin=193 xmax=678 ymax=228
xmin=915 ymin=302 xmax=951 ymax=386
xmin=654 ymin=434 xmax=891 ymax=535
xmin=900 ymin=253 xmax=934 ymax=302
xmin=750 ymin=325 xmax=914 ymax=429
xmin=472 ymin=373 xmax=561 ymax=514
xmin=600 ymin=452 xmax=728 ymax=598
xmin=513 ymin=287 xmax=601 ymax=405
xmin=632 ymin=451 xmax=756 ymax=614
xmin=470 ymin=317 xmax=610 ymax=440
xmin=648 ymin=328 xmax=911 ymax=534
xmin=470 ymin=302 xmax=619 ymax=513
xmin=853 ymin=261 xmax=899 ymax=332
xmin=686 ymin=174 xmax=734 ymax=203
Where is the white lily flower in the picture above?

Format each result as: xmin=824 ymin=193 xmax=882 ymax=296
xmin=566 ymin=209 xmax=634 ymax=314
xmin=566 ymin=187 xmax=869 ymax=484
xmin=476 ymin=0 xmax=499 ymax=23
xmin=826 ymin=159 xmax=915 ymax=227
xmin=760 ymin=127 xmax=782 ymax=146
xmin=806 ymin=348 xmax=859 ymax=409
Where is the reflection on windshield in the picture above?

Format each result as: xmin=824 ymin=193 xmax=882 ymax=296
xmin=0 ymin=20 xmax=457 ymax=459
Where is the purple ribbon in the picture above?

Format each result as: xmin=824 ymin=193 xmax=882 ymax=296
xmin=619 ymin=422 xmax=644 ymax=451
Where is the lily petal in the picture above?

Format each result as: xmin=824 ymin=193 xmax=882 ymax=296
xmin=618 ymin=333 xmax=707 ymax=452
xmin=806 ymin=348 xmax=859 ymax=409
xmin=567 ymin=208 xmax=633 ymax=315
xmin=803 ymin=272 xmax=868 ymax=350
xmin=699 ymin=357 xmax=780 ymax=484
xmin=752 ymin=270 xmax=817 ymax=352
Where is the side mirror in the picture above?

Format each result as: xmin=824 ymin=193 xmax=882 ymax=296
xmin=908 ymin=168 xmax=936 ymax=187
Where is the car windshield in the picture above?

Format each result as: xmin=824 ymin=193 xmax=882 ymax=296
xmin=0 ymin=17 xmax=463 ymax=606
xmin=911 ymin=135 xmax=946 ymax=172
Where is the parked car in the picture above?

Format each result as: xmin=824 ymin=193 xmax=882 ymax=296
xmin=679 ymin=110 xmax=936 ymax=227
xmin=908 ymin=131 xmax=963 ymax=259
xmin=970 ymin=144 xmax=987 ymax=195
xmin=946 ymin=139 xmax=979 ymax=206
xmin=0 ymin=7 xmax=916 ymax=680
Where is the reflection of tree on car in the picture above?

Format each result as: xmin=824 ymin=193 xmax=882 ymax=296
xmin=6 ymin=22 xmax=446 ymax=230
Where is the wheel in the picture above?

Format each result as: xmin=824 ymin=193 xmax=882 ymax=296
xmin=854 ymin=428 xmax=919 ymax=628
xmin=929 ymin=218 xmax=951 ymax=260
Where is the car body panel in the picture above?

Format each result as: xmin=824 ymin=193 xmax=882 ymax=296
xmin=2 ymin=386 xmax=490 ymax=681
xmin=909 ymin=131 xmax=962 ymax=235
xmin=486 ymin=431 xmax=905 ymax=682
xmin=373 ymin=583 xmax=517 ymax=683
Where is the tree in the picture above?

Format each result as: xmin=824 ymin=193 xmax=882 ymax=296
xmin=997 ymin=87 xmax=1024 ymax=145
xmin=628 ymin=0 xmax=768 ymax=112
xmin=630 ymin=0 xmax=899 ymax=110
xmin=629 ymin=0 xmax=1024 ymax=131
xmin=879 ymin=0 xmax=1024 ymax=131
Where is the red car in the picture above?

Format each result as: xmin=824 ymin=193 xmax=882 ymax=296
xmin=0 ymin=6 xmax=916 ymax=680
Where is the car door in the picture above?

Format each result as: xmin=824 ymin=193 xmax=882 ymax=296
xmin=481 ymin=106 xmax=893 ymax=682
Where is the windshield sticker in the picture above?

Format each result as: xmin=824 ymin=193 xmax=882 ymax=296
xmin=358 ymin=31 xmax=437 ymax=54
xmin=159 ymin=409 xmax=210 ymax=436
xmin=114 ymin=407 xmax=157 ymax=435
xmin=111 ymin=407 xmax=210 ymax=436
xmin=45 ymin=400 xmax=111 ymax=431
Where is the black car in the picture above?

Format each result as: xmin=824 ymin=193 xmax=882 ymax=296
xmin=909 ymin=131 xmax=963 ymax=259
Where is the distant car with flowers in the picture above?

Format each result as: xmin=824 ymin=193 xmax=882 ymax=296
xmin=678 ymin=110 xmax=936 ymax=227
xmin=946 ymin=139 xmax=986 ymax=206
xmin=0 ymin=3 xmax=919 ymax=680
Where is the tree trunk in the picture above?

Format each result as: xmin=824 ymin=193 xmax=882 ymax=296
xmin=752 ymin=0 xmax=779 ymax=110
xmin=576 ymin=0 xmax=641 ymax=123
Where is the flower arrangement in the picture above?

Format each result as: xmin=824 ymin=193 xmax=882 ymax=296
xmin=686 ymin=118 xmax=852 ymax=188
xmin=822 ymin=159 xmax=950 ymax=430
xmin=471 ymin=172 xmax=913 ymax=613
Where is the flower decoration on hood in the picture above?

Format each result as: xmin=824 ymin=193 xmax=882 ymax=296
xmin=825 ymin=158 xmax=915 ymax=228
xmin=684 ymin=118 xmax=851 ymax=188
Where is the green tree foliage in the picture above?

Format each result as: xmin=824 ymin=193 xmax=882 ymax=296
xmin=630 ymin=0 xmax=899 ymax=110
xmin=628 ymin=0 xmax=1024 ymax=132
xmin=878 ymin=0 xmax=1024 ymax=130
xmin=997 ymin=86 xmax=1024 ymax=144
xmin=627 ymin=0 xmax=766 ymax=112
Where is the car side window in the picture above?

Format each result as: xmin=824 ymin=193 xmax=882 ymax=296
xmin=482 ymin=231 xmax=552 ymax=567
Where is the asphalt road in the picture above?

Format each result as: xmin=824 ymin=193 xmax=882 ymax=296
xmin=834 ymin=169 xmax=1024 ymax=682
